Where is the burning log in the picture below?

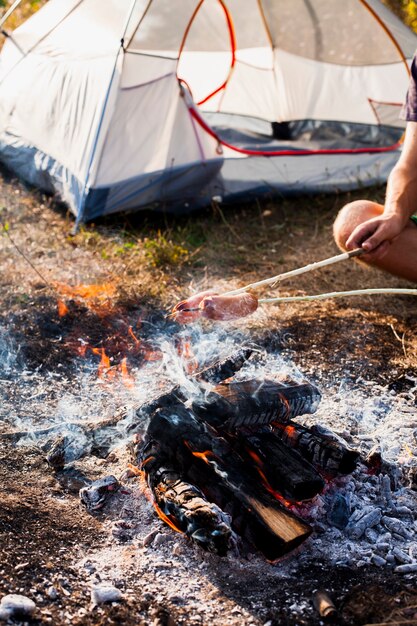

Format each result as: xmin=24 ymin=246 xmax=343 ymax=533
xmin=194 ymin=347 xmax=254 ymax=383
xmin=235 ymin=430 xmax=325 ymax=502
xmin=273 ymin=421 xmax=360 ymax=476
xmin=141 ymin=404 xmax=312 ymax=559
xmin=125 ymin=348 xmax=255 ymax=433
xmin=140 ymin=439 xmax=236 ymax=555
xmin=191 ymin=379 xmax=321 ymax=430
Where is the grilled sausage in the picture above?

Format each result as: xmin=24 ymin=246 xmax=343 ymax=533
xmin=200 ymin=293 xmax=258 ymax=321
xmin=172 ymin=290 xmax=218 ymax=323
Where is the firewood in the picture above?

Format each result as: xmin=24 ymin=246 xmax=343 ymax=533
xmin=194 ymin=347 xmax=254 ymax=383
xmin=273 ymin=421 xmax=359 ymax=476
xmin=126 ymin=348 xmax=255 ymax=431
xmin=235 ymin=430 xmax=325 ymax=501
xmin=191 ymin=379 xmax=321 ymax=430
xmin=140 ymin=440 xmax=236 ymax=555
xmin=142 ymin=405 xmax=312 ymax=559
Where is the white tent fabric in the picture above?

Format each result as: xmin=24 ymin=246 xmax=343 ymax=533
xmin=0 ymin=0 xmax=415 ymax=223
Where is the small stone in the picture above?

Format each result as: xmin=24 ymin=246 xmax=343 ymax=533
xmin=0 ymin=594 xmax=36 ymax=619
xmin=371 ymin=555 xmax=386 ymax=567
xmin=91 ymin=585 xmax=123 ymax=605
xmin=172 ymin=542 xmax=183 ymax=556
xmin=142 ymin=529 xmax=159 ymax=547
xmin=46 ymin=586 xmax=59 ymax=601
xmin=153 ymin=533 xmax=170 ymax=547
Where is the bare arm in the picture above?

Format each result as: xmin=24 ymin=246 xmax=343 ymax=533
xmin=346 ymin=122 xmax=417 ymax=259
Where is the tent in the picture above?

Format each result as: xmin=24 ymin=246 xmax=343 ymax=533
xmin=0 ymin=0 xmax=415 ymax=225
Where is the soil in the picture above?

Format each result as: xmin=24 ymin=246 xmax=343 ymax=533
xmin=1 ymin=167 xmax=417 ymax=625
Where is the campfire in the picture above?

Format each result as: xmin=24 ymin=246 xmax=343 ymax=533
xmin=60 ymin=345 xmax=360 ymax=561
xmin=134 ymin=349 xmax=359 ymax=560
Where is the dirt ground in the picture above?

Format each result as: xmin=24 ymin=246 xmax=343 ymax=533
xmin=1 ymin=166 xmax=417 ymax=626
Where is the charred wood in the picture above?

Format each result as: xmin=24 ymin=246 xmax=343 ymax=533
xmin=235 ymin=430 xmax=325 ymax=501
xmin=79 ymin=475 xmax=120 ymax=512
xmin=140 ymin=439 xmax=236 ymax=555
xmin=140 ymin=349 xmax=254 ymax=412
xmin=127 ymin=348 xmax=254 ymax=430
xmin=194 ymin=348 xmax=254 ymax=383
xmin=142 ymin=405 xmax=312 ymax=559
xmin=273 ymin=421 xmax=359 ymax=476
xmin=192 ymin=379 xmax=321 ymax=430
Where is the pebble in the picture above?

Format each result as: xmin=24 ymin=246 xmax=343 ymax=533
xmin=91 ymin=584 xmax=123 ymax=605
xmin=142 ymin=529 xmax=159 ymax=547
xmin=371 ymin=555 xmax=386 ymax=567
xmin=153 ymin=532 xmax=171 ymax=547
xmin=46 ymin=586 xmax=59 ymax=601
xmin=0 ymin=594 xmax=36 ymax=620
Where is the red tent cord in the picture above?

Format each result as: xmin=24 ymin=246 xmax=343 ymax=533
xmin=197 ymin=0 xmax=236 ymax=106
xmin=177 ymin=0 xmax=237 ymax=107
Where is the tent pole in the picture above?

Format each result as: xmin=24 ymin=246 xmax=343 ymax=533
xmin=74 ymin=0 xmax=137 ymax=232
xmin=0 ymin=0 xmax=23 ymax=29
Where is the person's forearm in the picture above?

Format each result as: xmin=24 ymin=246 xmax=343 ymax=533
xmin=384 ymin=163 xmax=417 ymax=225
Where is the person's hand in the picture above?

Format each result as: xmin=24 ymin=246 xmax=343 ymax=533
xmin=346 ymin=213 xmax=406 ymax=261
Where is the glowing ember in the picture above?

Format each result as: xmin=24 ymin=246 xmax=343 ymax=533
xmin=128 ymin=325 xmax=141 ymax=345
xmin=191 ymin=450 xmax=214 ymax=464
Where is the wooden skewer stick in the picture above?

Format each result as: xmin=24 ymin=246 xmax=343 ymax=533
xmin=223 ymin=248 xmax=365 ymax=295
xmin=259 ymin=287 xmax=417 ymax=304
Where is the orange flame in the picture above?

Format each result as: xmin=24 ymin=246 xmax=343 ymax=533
xmin=119 ymin=357 xmax=134 ymax=389
xmin=152 ymin=502 xmax=182 ymax=533
xmin=53 ymin=281 xmax=117 ymax=317
xmin=92 ymin=347 xmax=111 ymax=377
xmin=57 ymin=299 xmax=69 ymax=317
xmin=54 ymin=282 xmax=117 ymax=301
xmin=246 ymin=446 xmax=294 ymax=508
xmin=128 ymin=326 xmax=141 ymax=345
